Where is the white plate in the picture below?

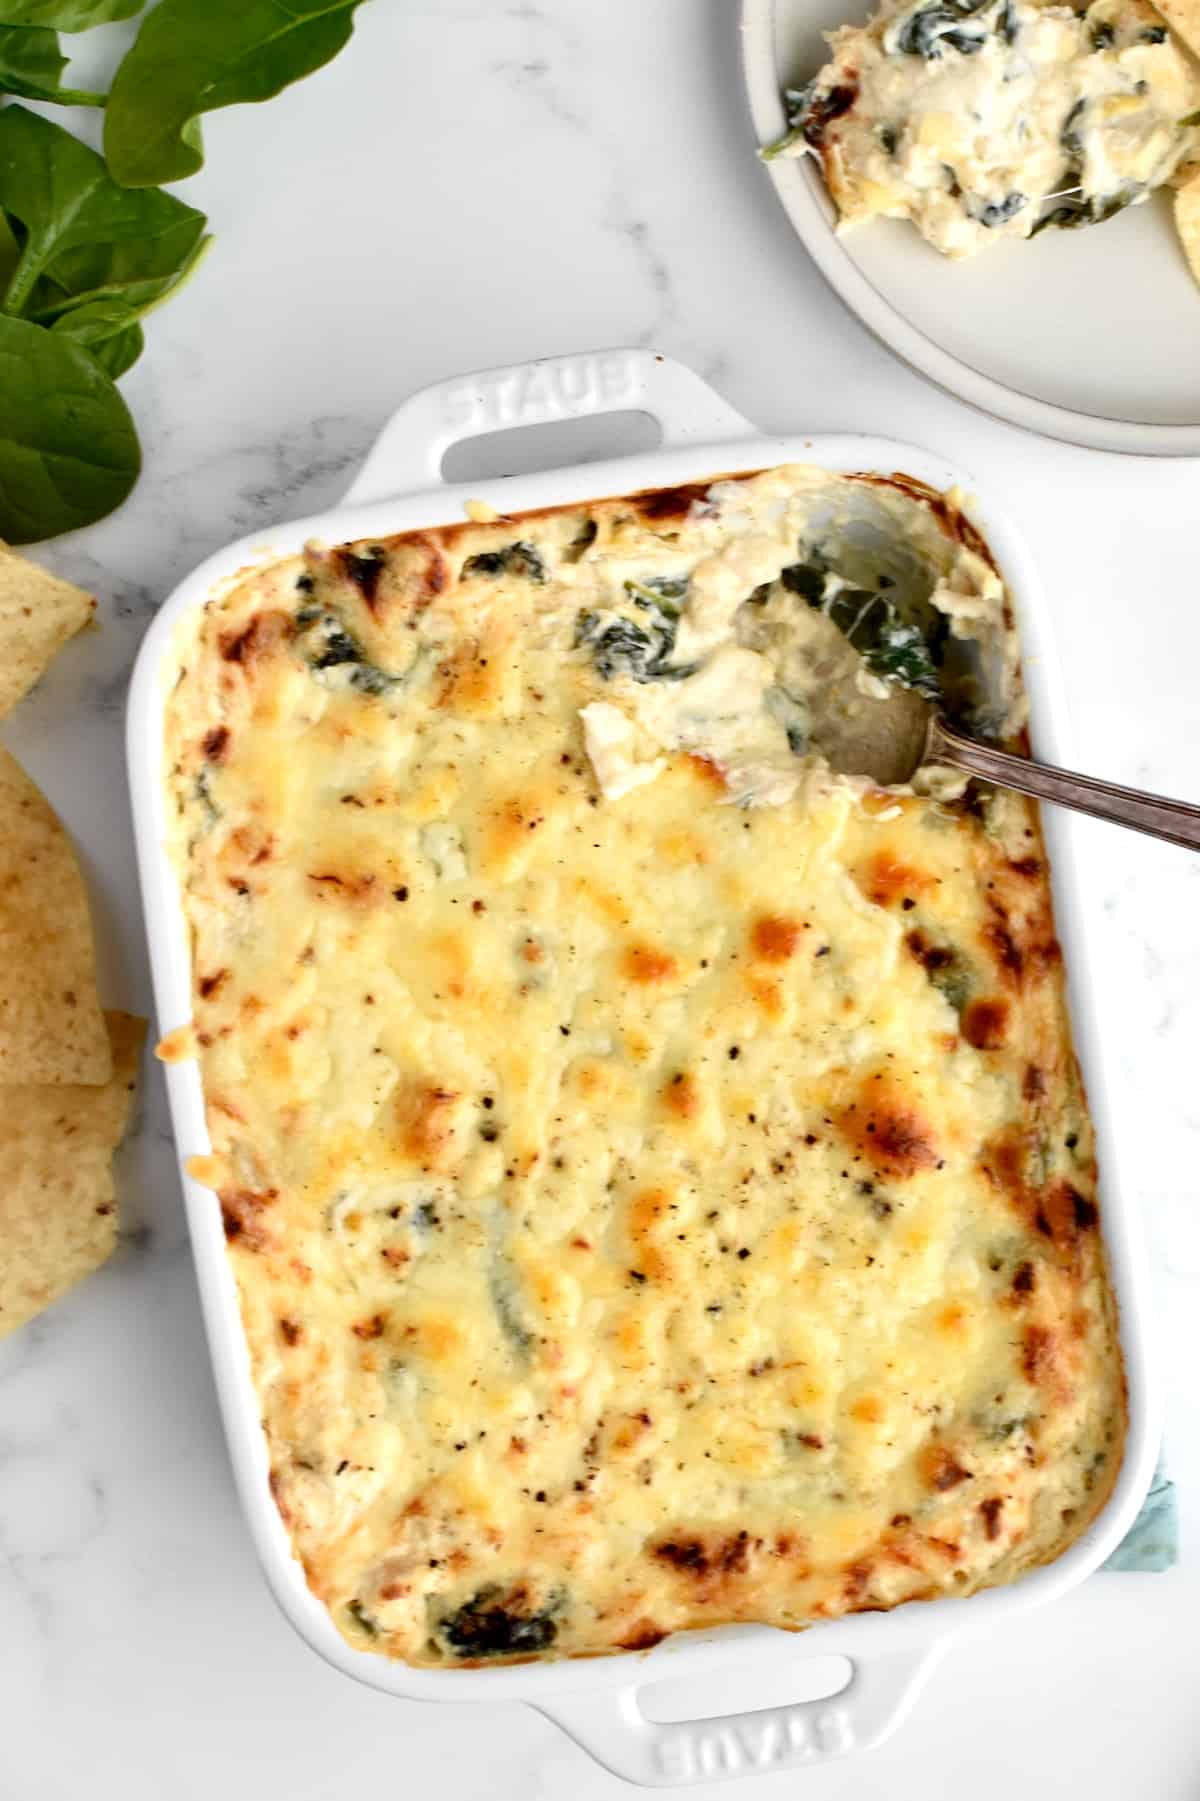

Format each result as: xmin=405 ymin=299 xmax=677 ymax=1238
xmin=741 ymin=0 xmax=1200 ymax=454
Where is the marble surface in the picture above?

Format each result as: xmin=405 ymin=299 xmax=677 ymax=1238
xmin=2 ymin=3 xmax=1198 ymax=1797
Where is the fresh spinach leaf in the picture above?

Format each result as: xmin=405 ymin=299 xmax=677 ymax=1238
xmin=25 ymin=219 xmax=209 ymax=322
xmin=0 ymin=206 xmax=17 ymax=293
xmin=104 ymin=0 xmax=368 ymax=187
xmin=0 ymin=310 xmax=139 ymax=542
xmin=0 ymin=1 xmax=143 ymax=25
xmin=50 ymin=296 xmax=142 ymax=377
xmin=0 ymin=105 xmax=207 ymax=317
xmin=0 ymin=25 xmax=104 ymax=105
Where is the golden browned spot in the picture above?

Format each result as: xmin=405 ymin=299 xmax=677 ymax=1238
xmin=843 ymin=1560 xmax=875 ymax=1603
xmin=219 ymin=1186 xmax=277 ymax=1251
xmin=218 ymin=609 xmax=289 ymax=669
xmin=1022 ymin=1323 xmax=1056 ymax=1383
xmin=978 ymin=1127 xmax=1030 ymax=1200
xmin=983 ymin=900 xmax=1026 ymax=987
xmin=838 ymin=1072 xmax=937 ymax=1178
xmin=610 ymin=1411 xmax=654 ymax=1453
xmin=400 ymin=532 xmax=450 ymax=608
xmin=306 ymin=869 xmax=378 ymax=904
xmin=1010 ymin=856 xmax=1042 ymax=879
xmin=925 ymin=1536 xmax=963 ymax=1563
xmin=403 ymin=1314 xmax=463 ymax=1362
xmin=436 ymin=637 xmax=509 ymax=716
xmin=962 ymin=997 xmax=1009 ymax=1050
xmin=1011 ymin=1260 xmax=1036 ymax=1298
xmin=394 ymin=1083 xmax=466 ymax=1172
xmin=202 ymin=725 xmax=230 ymax=761
xmin=632 ymin=480 xmax=713 ymax=523
xmin=980 ymin=1497 xmax=1004 ymax=1540
xmin=1023 ymin=1064 xmax=1046 ymax=1101
xmin=481 ymin=789 xmax=551 ymax=876
xmin=651 ymin=1530 xmax=755 ymax=1579
xmin=279 ymin=1317 xmax=302 ymax=1346
xmin=685 ymin=754 xmax=727 ymax=791
xmin=745 ymin=973 xmax=784 ymax=1020
xmin=198 ymin=969 xmax=228 ymax=1001
xmin=662 ymin=1072 xmax=698 ymax=1119
xmin=623 ymin=941 xmax=678 ymax=985
xmin=352 ymin=1313 xmax=387 ymax=1340
xmin=627 ymin=1187 xmax=674 ymax=1281
xmin=850 ymin=1394 xmax=884 ymax=1424
xmin=856 ymin=851 xmax=935 ymax=910
xmin=159 ymin=1024 xmax=199 ymax=1065
xmin=268 ymin=1468 xmax=291 ymax=1525
xmin=334 ymin=544 xmax=386 ymax=608
xmin=618 ymin=1620 xmax=667 ymax=1651
xmin=981 ymin=1133 xmax=1098 ymax=1263
xmin=903 ymin=928 xmax=956 ymax=976
xmin=750 ymin=914 xmax=804 ymax=962
xmin=209 ymin=1094 xmax=247 ymax=1125
xmin=921 ymin=1444 xmax=972 ymax=1492
xmin=1033 ymin=1180 xmax=1099 ymax=1251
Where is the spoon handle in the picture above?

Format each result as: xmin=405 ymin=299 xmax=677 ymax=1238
xmin=928 ymin=716 xmax=1200 ymax=853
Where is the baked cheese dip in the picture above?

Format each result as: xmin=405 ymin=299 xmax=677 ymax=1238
xmin=767 ymin=0 xmax=1200 ymax=258
xmin=163 ymin=467 xmax=1124 ymax=1666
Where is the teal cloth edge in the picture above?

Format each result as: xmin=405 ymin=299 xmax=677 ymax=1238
xmin=1101 ymin=1459 xmax=1177 ymax=1572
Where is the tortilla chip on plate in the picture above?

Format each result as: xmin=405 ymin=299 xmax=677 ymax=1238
xmin=1176 ymin=170 xmax=1200 ymax=288
xmin=0 ymin=1010 xmax=144 ymax=1338
xmin=0 ymin=544 xmax=95 ymax=721
xmin=0 ymin=746 xmax=110 ymax=1084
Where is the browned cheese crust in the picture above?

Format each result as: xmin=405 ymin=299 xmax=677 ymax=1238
xmin=163 ymin=465 xmax=1124 ymax=1667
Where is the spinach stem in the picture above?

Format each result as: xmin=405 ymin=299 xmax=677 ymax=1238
xmin=2 ymin=249 xmax=40 ymax=318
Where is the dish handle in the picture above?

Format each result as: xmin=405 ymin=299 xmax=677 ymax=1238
xmin=340 ymin=348 xmax=756 ymax=506
xmin=531 ymin=1643 xmax=944 ymax=1787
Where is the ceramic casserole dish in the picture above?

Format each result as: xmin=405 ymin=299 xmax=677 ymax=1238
xmin=126 ymin=348 xmax=1158 ymax=1788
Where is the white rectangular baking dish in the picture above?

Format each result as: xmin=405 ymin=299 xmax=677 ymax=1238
xmin=126 ymin=348 xmax=1159 ymax=1788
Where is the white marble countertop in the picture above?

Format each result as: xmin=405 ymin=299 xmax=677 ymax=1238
xmin=2 ymin=4 xmax=1198 ymax=1797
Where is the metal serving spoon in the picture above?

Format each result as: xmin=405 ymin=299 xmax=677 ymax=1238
xmin=911 ymin=714 xmax=1200 ymax=852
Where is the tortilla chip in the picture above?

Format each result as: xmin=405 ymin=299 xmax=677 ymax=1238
xmin=0 ymin=747 xmax=110 ymax=1084
xmin=1154 ymin=0 xmax=1200 ymax=59
xmin=0 ymin=1010 xmax=144 ymax=1338
xmin=0 ymin=543 xmax=95 ymax=721
xmin=1176 ymin=170 xmax=1200 ymax=288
